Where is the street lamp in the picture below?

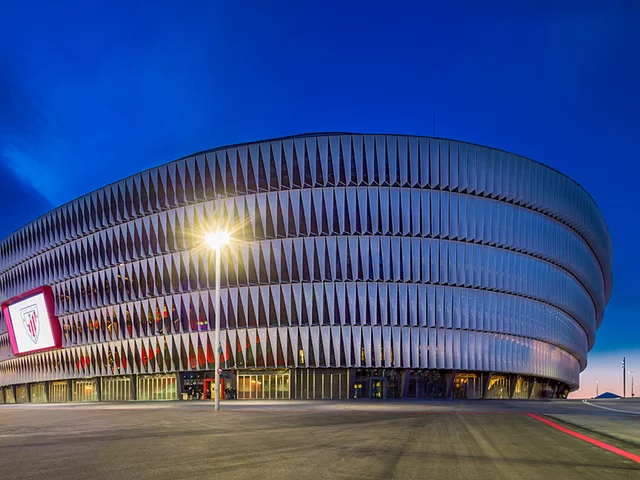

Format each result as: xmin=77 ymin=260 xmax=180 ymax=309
xmin=629 ymin=372 xmax=635 ymax=398
xmin=623 ymin=357 xmax=626 ymax=397
xmin=205 ymin=229 xmax=231 ymax=411
xmin=595 ymin=379 xmax=599 ymax=398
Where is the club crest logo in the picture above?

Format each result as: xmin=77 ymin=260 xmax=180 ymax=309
xmin=20 ymin=304 xmax=40 ymax=344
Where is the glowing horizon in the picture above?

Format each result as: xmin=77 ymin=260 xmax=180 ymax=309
xmin=570 ymin=350 xmax=640 ymax=399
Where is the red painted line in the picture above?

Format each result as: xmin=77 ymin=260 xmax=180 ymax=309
xmin=526 ymin=413 xmax=640 ymax=464
xmin=227 ymin=410 xmax=523 ymax=415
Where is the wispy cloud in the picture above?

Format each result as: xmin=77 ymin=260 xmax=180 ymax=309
xmin=0 ymin=55 xmax=53 ymax=237
xmin=0 ymin=155 xmax=52 ymax=239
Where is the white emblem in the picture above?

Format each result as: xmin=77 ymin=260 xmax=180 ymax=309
xmin=20 ymin=304 xmax=40 ymax=344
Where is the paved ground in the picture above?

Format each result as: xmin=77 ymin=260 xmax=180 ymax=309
xmin=547 ymin=399 xmax=640 ymax=447
xmin=1 ymin=400 xmax=639 ymax=479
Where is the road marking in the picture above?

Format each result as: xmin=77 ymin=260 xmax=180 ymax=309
xmin=582 ymin=399 xmax=640 ymax=415
xmin=526 ymin=413 xmax=640 ymax=464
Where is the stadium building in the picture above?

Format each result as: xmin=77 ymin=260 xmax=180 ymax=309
xmin=0 ymin=134 xmax=612 ymax=403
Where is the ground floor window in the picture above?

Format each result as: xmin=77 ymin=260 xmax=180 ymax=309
xmin=353 ymin=382 xmax=363 ymax=399
xmin=557 ymin=385 xmax=570 ymax=399
xmin=30 ymin=383 xmax=47 ymax=403
xmin=237 ymin=370 xmax=290 ymax=399
xmin=354 ymin=370 xmax=405 ymax=399
xmin=295 ymin=369 xmax=348 ymax=400
xmin=405 ymin=370 xmax=449 ymax=398
xmin=486 ymin=375 xmax=510 ymax=399
xmin=16 ymin=385 xmax=29 ymax=404
xmin=102 ymin=376 xmax=132 ymax=401
xmin=513 ymin=376 xmax=529 ymax=399
xmin=182 ymin=372 xmax=205 ymax=400
xmin=0 ymin=372 xmax=567 ymax=403
xmin=73 ymin=379 xmax=98 ymax=402
xmin=50 ymin=381 xmax=68 ymax=403
xmin=452 ymin=373 xmax=484 ymax=399
xmin=3 ymin=386 xmax=15 ymax=404
xmin=137 ymin=374 xmax=177 ymax=400
xmin=531 ymin=381 xmax=543 ymax=399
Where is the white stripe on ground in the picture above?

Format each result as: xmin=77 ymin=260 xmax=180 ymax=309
xmin=582 ymin=399 xmax=640 ymax=415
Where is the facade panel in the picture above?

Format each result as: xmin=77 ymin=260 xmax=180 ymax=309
xmin=0 ymin=134 xmax=613 ymax=401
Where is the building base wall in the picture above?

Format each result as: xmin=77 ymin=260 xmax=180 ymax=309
xmin=0 ymin=368 xmax=571 ymax=404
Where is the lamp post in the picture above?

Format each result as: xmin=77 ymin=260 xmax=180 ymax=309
xmin=595 ymin=379 xmax=598 ymax=398
xmin=630 ymin=371 xmax=635 ymax=398
xmin=205 ymin=230 xmax=231 ymax=411
xmin=623 ymin=357 xmax=626 ymax=398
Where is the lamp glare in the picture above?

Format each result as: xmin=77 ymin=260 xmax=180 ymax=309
xmin=205 ymin=231 xmax=230 ymax=250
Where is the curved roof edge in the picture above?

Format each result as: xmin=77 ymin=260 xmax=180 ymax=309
xmin=0 ymin=132 xmax=612 ymax=243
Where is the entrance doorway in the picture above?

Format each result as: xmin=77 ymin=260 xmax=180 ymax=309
xmin=370 ymin=378 xmax=384 ymax=399
xmin=203 ymin=378 xmax=225 ymax=400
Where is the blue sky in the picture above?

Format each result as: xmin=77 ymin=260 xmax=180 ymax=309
xmin=1 ymin=1 xmax=638 ymax=397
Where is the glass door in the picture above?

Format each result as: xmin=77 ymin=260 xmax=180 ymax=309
xmin=370 ymin=378 xmax=384 ymax=399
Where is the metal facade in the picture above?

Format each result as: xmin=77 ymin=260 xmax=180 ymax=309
xmin=0 ymin=133 xmax=613 ymax=394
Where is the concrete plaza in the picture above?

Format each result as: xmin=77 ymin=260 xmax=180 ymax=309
xmin=0 ymin=399 xmax=638 ymax=479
